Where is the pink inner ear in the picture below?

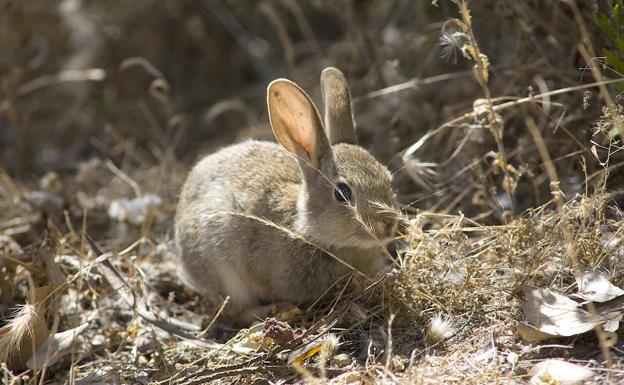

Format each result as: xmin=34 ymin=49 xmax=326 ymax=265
xmin=269 ymin=81 xmax=319 ymax=165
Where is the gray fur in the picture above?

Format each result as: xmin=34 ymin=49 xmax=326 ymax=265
xmin=321 ymin=67 xmax=358 ymax=145
xmin=175 ymin=67 xmax=398 ymax=323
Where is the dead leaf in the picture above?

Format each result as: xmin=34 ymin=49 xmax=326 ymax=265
xmin=590 ymin=145 xmax=607 ymax=166
xmin=522 ymin=283 xmax=624 ymax=341
xmin=529 ymin=359 xmax=594 ymax=385
xmin=75 ymin=367 xmax=114 ymax=385
xmin=27 ymin=322 xmax=90 ymax=369
xmin=232 ymin=321 xmax=264 ymax=351
xmin=522 ymin=285 xmax=599 ymax=337
xmin=107 ymin=193 xmax=162 ymax=225
xmin=517 ymin=322 xmax=558 ymax=343
xmin=602 ymin=316 xmax=622 ymax=332
xmin=592 ymin=289 xmax=624 ymax=332
xmin=574 ymin=271 xmax=624 ymax=303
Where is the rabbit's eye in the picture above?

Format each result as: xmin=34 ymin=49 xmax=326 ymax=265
xmin=334 ymin=182 xmax=353 ymax=203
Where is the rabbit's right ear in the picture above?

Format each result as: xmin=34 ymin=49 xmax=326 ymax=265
xmin=320 ymin=67 xmax=357 ymax=145
xmin=268 ymin=79 xmax=331 ymax=169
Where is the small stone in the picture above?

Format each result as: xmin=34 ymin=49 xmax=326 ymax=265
xmin=495 ymin=334 xmax=513 ymax=346
xmin=329 ymin=372 xmax=361 ymax=385
xmin=391 ymin=355 xmax=407 ymax=372
xmin=507 ymin=351 xmax=519 ymax=365
xmin=330 ymin=353 xmax=352 ymax=368
xmin=91 ymin=334 xmax=106 ymax=347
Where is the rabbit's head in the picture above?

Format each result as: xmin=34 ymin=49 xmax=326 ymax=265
xmin=267 ymin=67 xmax=399 ymax=251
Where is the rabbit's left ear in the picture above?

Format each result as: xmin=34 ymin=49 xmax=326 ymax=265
xmin=321 ymin=67 xmax=357 ymax=145
xmin=267 ymin=79 xmax=331 ymax=169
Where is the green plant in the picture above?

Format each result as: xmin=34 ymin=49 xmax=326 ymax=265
xmin=595 ymin=0 xmax=624 ymax=75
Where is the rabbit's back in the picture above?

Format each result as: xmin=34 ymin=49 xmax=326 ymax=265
xmin=179 ymin=140 xmax=300 ymax=221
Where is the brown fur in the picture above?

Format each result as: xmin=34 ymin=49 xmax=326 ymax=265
xmin=174 ymin=68 xmax=398 ymax=324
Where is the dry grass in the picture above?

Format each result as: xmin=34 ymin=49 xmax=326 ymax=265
xmin=1 ymin=1 xmax=624 ymax=384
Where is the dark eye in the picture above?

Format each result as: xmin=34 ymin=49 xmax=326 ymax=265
xmin=334 ymin=182 xmax=353 ymax=203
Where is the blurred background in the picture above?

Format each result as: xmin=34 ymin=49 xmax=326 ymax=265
xmin=0 ymin=0 xmax=621 ymax=222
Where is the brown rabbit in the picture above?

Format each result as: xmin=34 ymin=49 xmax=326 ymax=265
xmin=175 ymin=67 xmax=398 ymax=324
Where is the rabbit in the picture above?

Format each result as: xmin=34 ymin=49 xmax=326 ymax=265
xmin=174 ymin=67 xmax=399 ymax=324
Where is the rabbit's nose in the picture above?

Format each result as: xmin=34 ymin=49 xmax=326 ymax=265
xmin=383 ymin=218 xmax=396 ymax=234
xmin=376 ymin=218 xmax=396 ymax=238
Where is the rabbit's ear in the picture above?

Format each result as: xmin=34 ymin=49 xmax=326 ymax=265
xmin=268 ymin=79 xmax=331 ymax=169
xmin=320 ymin=67 xmax=357 ymax=145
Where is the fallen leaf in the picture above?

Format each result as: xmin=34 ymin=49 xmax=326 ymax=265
xmin=75 ymin=367 xmax=114 ymax=385
xmin=574 ymin=271 xmax=624 ymax=303
xmin=233 ymin=322 xmax=264 ymax=351
xmin=517 ymin=322 xmax=558 ymax=343
xmin=594 ymin=290 xmax=624 ymax=313
xmin=590 ymin=289 xmax=624 ymax=332
xmin=529 ymin=359 xmax=594 ymax=385
xmin=602 ymin=314 xmax=622 ymax=333
xmin=108 ymin=193 xmax=162 ymax=225
xmin=27 ymin=322 xmax=90 ymax=369
xmin=522 ymin=285 xmax=599 ymax=337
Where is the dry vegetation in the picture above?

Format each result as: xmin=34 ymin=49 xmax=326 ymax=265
xmin=1 ymin=0 xmax=624 ymax=384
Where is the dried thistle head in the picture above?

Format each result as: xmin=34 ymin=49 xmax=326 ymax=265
xmin=288 ymin=333 xmax=341 ymax=366
xmin=439 ymin=20 xmax=471 ymax=64
xmin=318 ymin=333 xmax=341 ymax=365
xmin=425 ymin=313 xmax=454 ymax=346
xmin=0 ymin=303 xmax=49 ymax=370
